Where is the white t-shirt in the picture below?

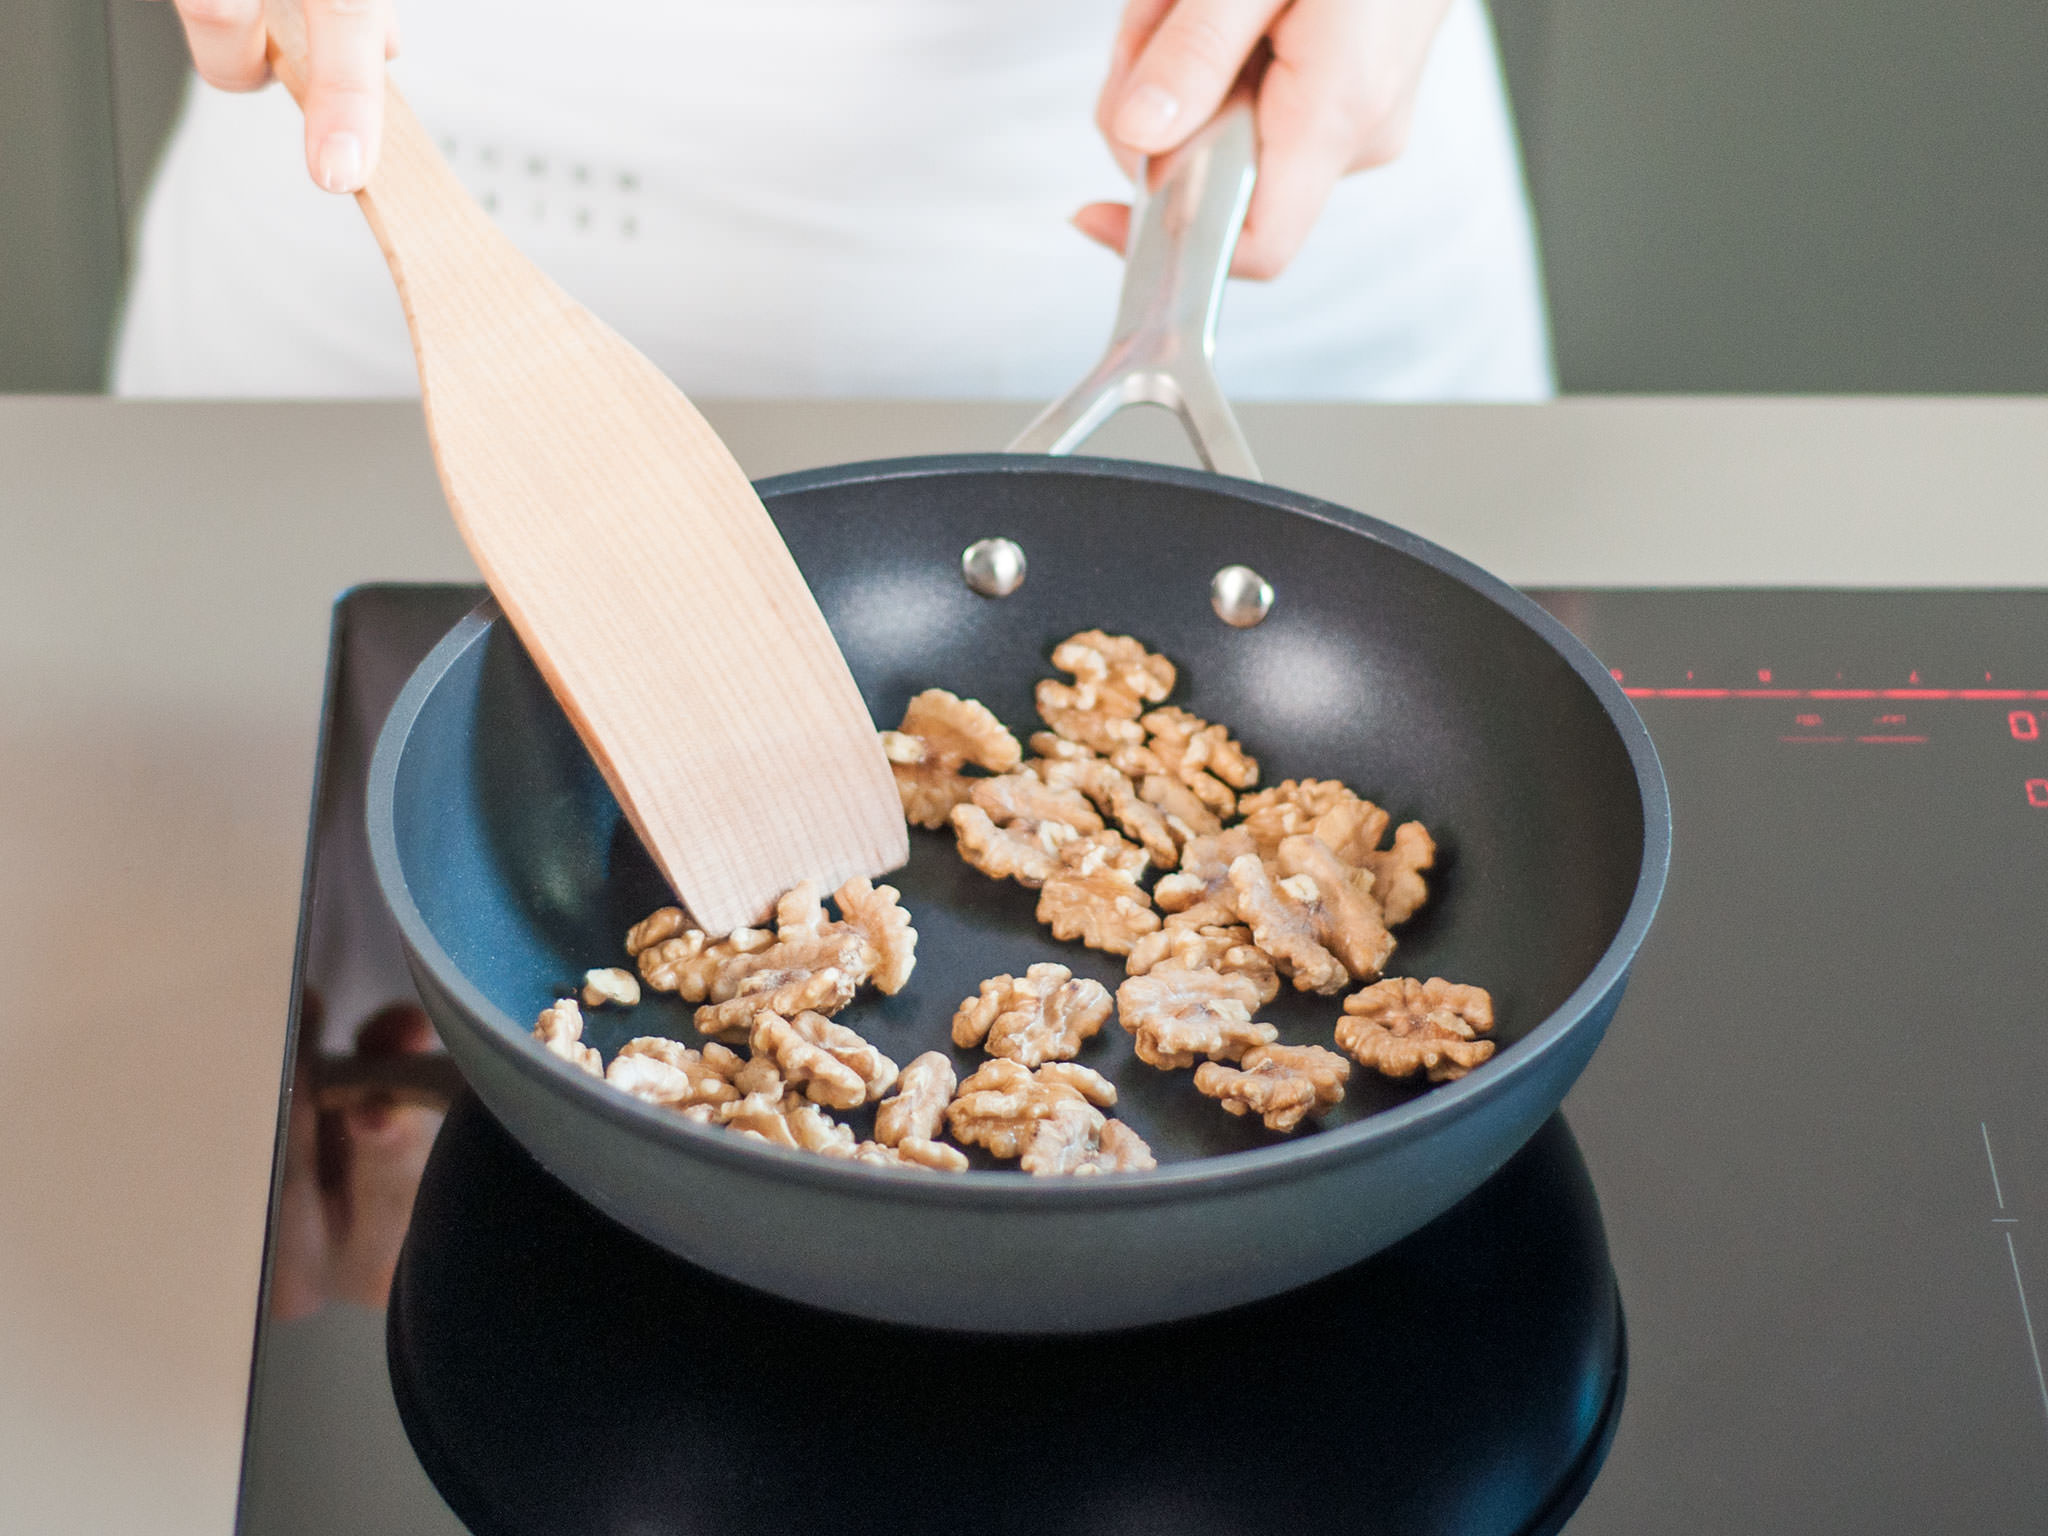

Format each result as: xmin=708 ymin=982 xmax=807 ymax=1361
xmin=113 ymin=0 xmax=1552 ymax=401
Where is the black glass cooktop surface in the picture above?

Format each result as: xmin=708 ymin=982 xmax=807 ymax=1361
xmin=235 ymin=585 xmax=2048 ymax=1534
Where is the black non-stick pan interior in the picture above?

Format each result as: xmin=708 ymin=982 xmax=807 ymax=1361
xmin=397 ymin=454 xmax=1648 ymax=1168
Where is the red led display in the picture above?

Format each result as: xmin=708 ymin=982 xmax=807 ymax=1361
xmin=2028 ymin=779 xmax=2048 ymax=808
xmin=1619 ymin=672 xmax=2048 ymax=769
xmin=1625 ymin=687 xmax=2048 ymax=701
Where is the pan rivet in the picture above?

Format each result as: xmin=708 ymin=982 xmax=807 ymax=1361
xmin=1211 ymin=565 xmax=1273 ymax=628
xmin=962 ymin=537 xmax=1026 ymax=598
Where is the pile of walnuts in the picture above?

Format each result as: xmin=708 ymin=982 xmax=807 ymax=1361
xmin=536 ymin=877 xmax=974 ymax=1171
xmin=887 ymin=630 xmax=1498 ymax=1136
xmin=535 ymin=870 xmax=1155 ymax=1176
xmin=532 ymin=628 xmax=1498 ymax=1173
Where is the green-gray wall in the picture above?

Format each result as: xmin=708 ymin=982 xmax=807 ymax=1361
xmin=5 ymin=1 xmax=2047 ymax=394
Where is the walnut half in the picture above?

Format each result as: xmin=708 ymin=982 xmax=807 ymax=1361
xmin=1036 ymin=834 xmax=1160 ymax=956
xmin=850 ymin=1137 xmax=970 ymax=1172
xmin=1194 ymin=1043 xmax=1351 ymax=1132
xmin=1125 ymin=915 xmax=1281 ymax=1006
xmin=1152 ymin=828 xmax=1256 ymax=914
xmin=946 ymin=1058 xmax=1117 ymax=1161
xmin=952 ymin=964 xmax=1113 ymax=1067
xmin=581 ymin=967 xmax=641 ymax=1009
xmin=1036 ymin=630 xmax=1174 ymax=755
xmin=1116 ymin=966 xmax=1276 ymax=1070
xmin=874 ymin=1051 xmax=957 ymax=1147
xmin=1138 ymin=705 xmax=1258 ymax=819
xmin=749 ymin=1010 xmax=899 ymax=1110
xmin=1361 ymin=820 xmax=1437 ymax=927
xmin=1034 ymin=750 xmax=1183 ymax=869
xmin=1236 ymin=780 xmax=1436 ymax=926
xmin=833 ymin=877 xmax=918 ymax=995
xmin=692 ymin=927 xmax=873 ymax=1039
xmin=885 ymin=689 xmax=1023 ymax=828
xmin=533 ymin=997 xmax=602 ymax=1077
xmin=605 ymin=1035 xmax=744 ymax=1109
xmin=951 ymin=803 xmax=1079 ymax=889
xmin=1273 ymin=835 xmax=1395 ymax=983
xmin=1338 ymin=976 xmax=1496 ymax=1083
xmin=636 ymin=924 xmax=775 ymax=1001
xmin=1236 ymin=778 xmax=1360 ymax=858
xmin=712 ymin=1080 xmax=861 ymax=1157
xmin=1018 ymin=1100 xmax=1158 ymax=1176
xmin=1226 ymin=853 xmax=1351 ymax=995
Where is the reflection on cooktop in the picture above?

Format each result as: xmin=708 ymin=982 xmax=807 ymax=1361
xmin=389 ymin=1096 xmax=1622 ymax=1536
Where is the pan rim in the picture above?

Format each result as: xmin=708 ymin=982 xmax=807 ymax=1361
xmin=366 ymin=452 xmax=1671 ymax=1207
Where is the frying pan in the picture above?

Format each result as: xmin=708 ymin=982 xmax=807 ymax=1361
xmin=367 ymin=107 xmax=1670 ymax=1333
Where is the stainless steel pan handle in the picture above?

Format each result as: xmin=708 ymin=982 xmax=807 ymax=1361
xmin=1008 ymin=100 xmax=1261 ymax=482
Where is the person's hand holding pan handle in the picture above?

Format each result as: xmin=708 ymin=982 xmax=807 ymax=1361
xmin=147 ymin=0 xmax=400 ymax=193
xmin=1084 ymin=0 xmax=1457 ymax=279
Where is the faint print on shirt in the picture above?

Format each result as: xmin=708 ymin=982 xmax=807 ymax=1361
xmin=439 ymin=134 xmax=646 ymax=243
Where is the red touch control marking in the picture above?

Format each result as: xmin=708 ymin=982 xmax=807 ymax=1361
xmin=2013 ymin=711 xmax=2041 ymax=741
xmin=1625 ymin=687 xmax=2048 ymax=701
xmin=1857 ymin=735 xmax=1928 ymax=744
xmin=2028 ymin=779 xmax=2048 ymax=808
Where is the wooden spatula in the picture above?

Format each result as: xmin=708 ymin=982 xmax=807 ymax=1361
xmin=261 ymin=6 xmax=906 ymax=935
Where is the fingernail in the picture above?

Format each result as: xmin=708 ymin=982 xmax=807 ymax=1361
xmin=1115 ymin=84 xmax=1181 ymax=148
xmin=316 ymin=131 xmax=364 ymax=194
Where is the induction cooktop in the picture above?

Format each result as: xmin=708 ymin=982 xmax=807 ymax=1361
xmin=234 ymin=585 xmax=2048 ymax=1534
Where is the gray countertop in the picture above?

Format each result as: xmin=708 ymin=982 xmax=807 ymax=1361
xmin=4 ymin=394 xmax=2046 ymax=1534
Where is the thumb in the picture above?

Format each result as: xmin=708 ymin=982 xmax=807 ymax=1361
xmin=298 ymin=0 xmax=396 ymax=193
